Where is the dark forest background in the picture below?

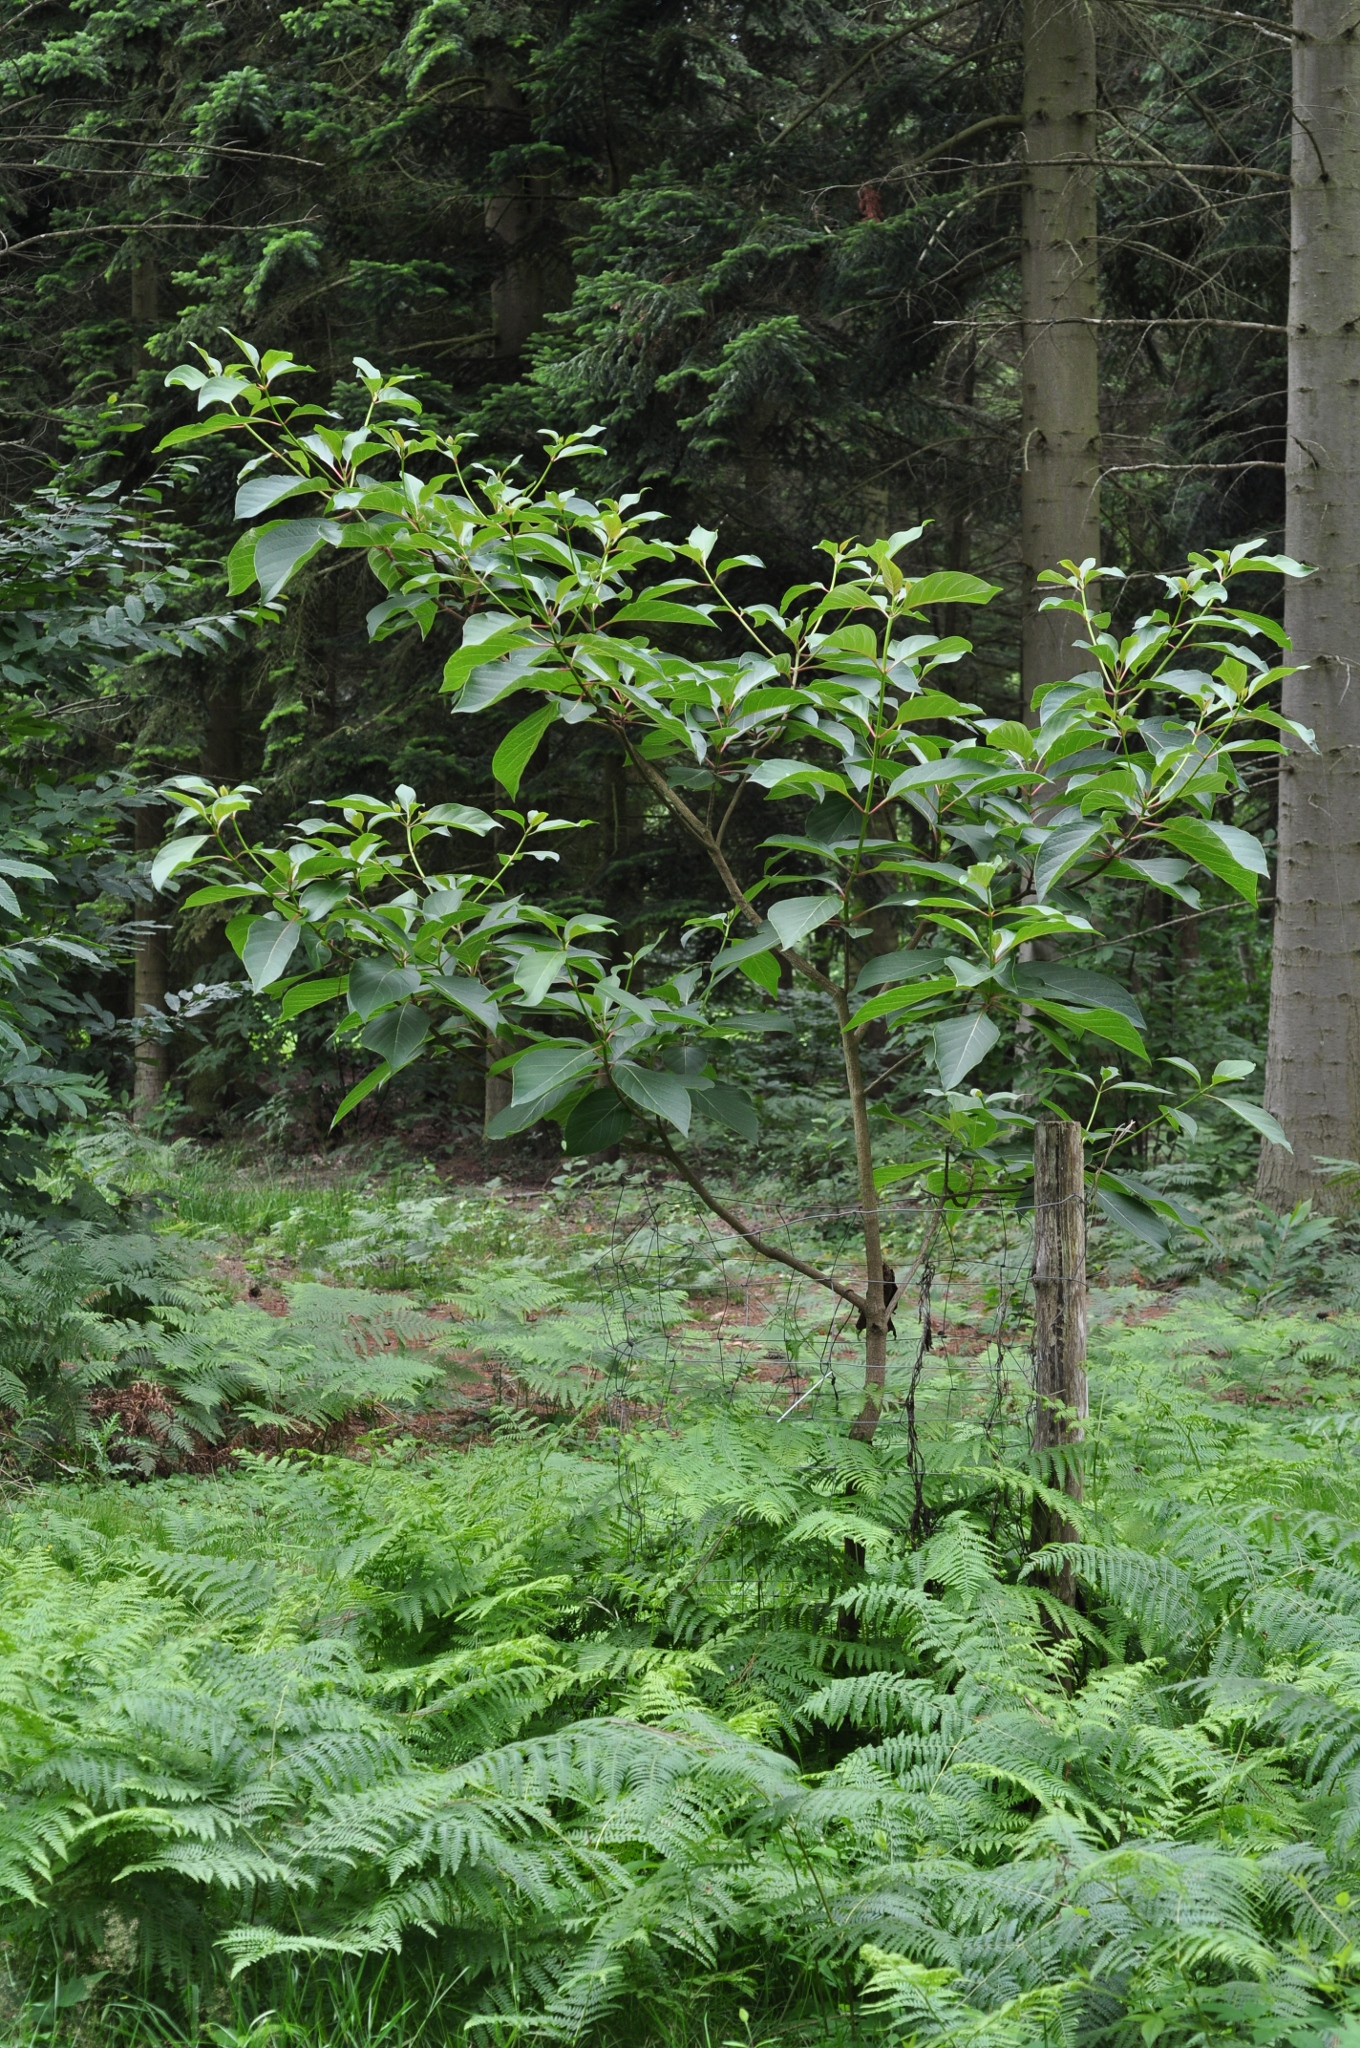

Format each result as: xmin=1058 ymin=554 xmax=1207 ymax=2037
xmin=0 ymin=0 xmax=1290 ymax=1137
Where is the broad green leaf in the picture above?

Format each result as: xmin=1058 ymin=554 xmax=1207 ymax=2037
xmin=459 ymin=645 xmax=564 ymax=715
xmin=1013 ymin=963 xmax=1144 ymax=1029
xmin=563 ymin=1087 xmax=632 ymax=1155
xmin=1034 ymin=1002 xmax=1148 ymax=1061
xmin=1102 ymin=1168 xmax=1205 ymax=1233
xmin=427 ymin=973 xmax=498 ymax=1029
xmin=896 ymin=691 xmax=975 ymax=721
xmin=254 ymin=518 xmax=341 ymax=602
xmin=330 ymin=1061 xmax=391 ymax=1128
xmin=1107 ymin=856 xmax=1202 ymax=907
xmin=1239 ymin=551 xmax=1310 ymax=577
xmin=817 ymin=622 xmax=877 ymax=656
xmin=1095 ymin=1180 xmax=1171 ymax=1249
xmin=421 ymin=803 xmax=498 ymax=834
xmin=360 ymin=1002 xmax=430 ymax=1073
xmin=442 ymin=613 xmax=527 ymax=694
xmin=767 ymin=895 xmax=839 ymax=950
xmin=298 ymin=879 xmax=350 ymax=919
xmin=1158 ymin=817 xmax=1269 ymax=903
xmin=903 ymin=571 xmax=1001 ymax=607
xmin=1163 ymin=1057 xmax=1202 ymax=1084
xmin=156 ymin=413 xmax=254 ymax=450
xmin=510 ymin=1043 xmax=597 ymax=1105
xmin=226 ymin=528 xmax=261 ymax=598
xmin=1211 ymin=1059 xmax=1256 ymax=1082
xmin=241 ymin=914 xmax=302 ymax=992
xmin=612 ymin=599 xmax=715 ymax=626
xmin=802 ymin=793 xmax=868 ymax=845
xmin=183 ymin=883 xmax=264 ymax=907
xmin=450 ymin=606 xmax=524 ymax=671
xmin=747 ymin=759 xmax=848 ymax=795
xmin=150 ymin=834 xmax=208 ymax=892
xmin=487 ymin=1097 xmax=555 ymax=1138
xmin=1032 ymin=819 xmax=1104 ymax=901
xmin=281 ymin=977 xmax=345 ymax=1019
xmin=739 ymin=952 xmax=780 ymax=996
xmin=513 ymin=948 xmax=568 ymax=1006
xmin=932 ymin=1010 xmax=1000 ymax=1089
xmin=613 ymin=1062 xmax=694 ymax=1134
xmin=1095 ymin=1168 xmax=1207 ymax=1249
xmin=193 ymin=372 xmax=252 ymax=408
xmin=711 ymin=925 xmax=779 ymax=981
xmin=701 ymin=1082 xmax=759 ymax=1140
xmin=1219 ymin=1096 xmax=1292 ymax=1150
xmin=849 ymin=978 xmax=954 ymax=1027
xmin=885 ymin=759 xmax=995 ymax=799
xmin=492 ymin=703 xmax=558 ymax=798
xmin=853 ymin=947 xmax=950 ymax=995
xmin=235 ymin=474 xmax=323 ymax=520
xmin=348 ymin=958 xmax=421 ymax=1019
xmin=986 ymin=720 xmax=1034 ymax=756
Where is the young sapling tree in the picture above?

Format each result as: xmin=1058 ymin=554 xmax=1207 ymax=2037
xmin=157 ymin=342 xmax=1305 ymax=1447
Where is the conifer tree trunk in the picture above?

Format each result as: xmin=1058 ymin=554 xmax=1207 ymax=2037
xmin=1020 ymin=0 xmax=1100 ymax=712
xmin=1260 ymin=0 xmax=1360 ymax=1208
xmin=129 ymin=248 xmax=157 ymax=334
xmin=484 ymin=81 xmax=552 ymax=362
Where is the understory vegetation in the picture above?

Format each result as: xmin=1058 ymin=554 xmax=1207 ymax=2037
xmin=0 ymin=1129 xmax=1357 ymax=2047
xmin=7 ymin=0 xmax=1360 ymax=2034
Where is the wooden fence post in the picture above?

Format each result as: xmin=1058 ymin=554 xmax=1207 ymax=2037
xmin=1031 ymin=1113 xmax=1087 ymax=1588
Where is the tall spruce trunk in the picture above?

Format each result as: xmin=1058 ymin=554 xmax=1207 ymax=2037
xmin=1260 ymin=0 xmax=1360 ymax=1208
xmin=1020 ymin=0 xmax=1100 ymax=713
xmin=484 ymin=81 xmax=552 ymax=362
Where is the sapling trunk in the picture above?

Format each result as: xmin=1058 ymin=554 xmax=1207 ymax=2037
xmin=484 ymin=1037 xmax=513 ymax=1140
xmin=839 ymin=994 xmax=892 ymax=1443
xmin=1030 ymin=1113 xmax=1087 ymax=1596
xmin=623 ymin=745 xmax=897 ymax=1440
xmin=132 ymin=806 xmax=169 ymax=1117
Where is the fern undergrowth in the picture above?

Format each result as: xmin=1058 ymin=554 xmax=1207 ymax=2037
xmin=5 ymin=1138 xmax=1360 ymax=2044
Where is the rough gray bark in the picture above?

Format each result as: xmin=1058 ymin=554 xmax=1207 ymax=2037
xmin=1260 ymin=0 xmax=1360 ymax=1209
xmin=1031 ymin=1114 xmax=1086 ymax=1585
xmin=1020 ymin=0 xmax=1100 ymax=713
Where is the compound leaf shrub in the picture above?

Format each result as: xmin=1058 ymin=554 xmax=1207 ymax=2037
xmin=6 ymin=1333 xmax=1360 ymax=2042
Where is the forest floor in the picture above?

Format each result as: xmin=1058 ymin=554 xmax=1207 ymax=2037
xmin=5 ymin=1127 xmax=1360 ymax=2047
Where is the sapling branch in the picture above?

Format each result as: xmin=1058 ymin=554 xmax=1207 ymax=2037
xmin=653 ymin=1132 xmax=868 ymax=1314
